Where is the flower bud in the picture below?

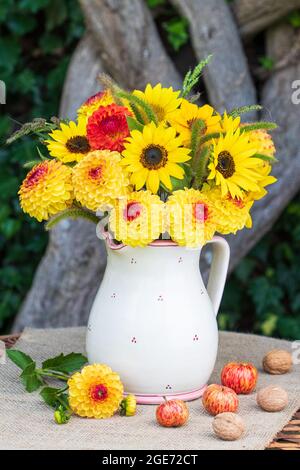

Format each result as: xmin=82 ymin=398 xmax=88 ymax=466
xmin=54 ymin=405 xmax=70 ymax=424
xmin=120 ymin=394 xmax=137 ymax=416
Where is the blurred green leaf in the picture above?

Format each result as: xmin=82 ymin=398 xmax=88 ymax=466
xmin=39 ymin=33 xmax=63 ymax=54
xmin=7 ymin=14 xmax=37 ymax=35
xmin=288 ymin=11 xmax=300 ymax=28
xmin=163 ymin=17 xmax=189 ymax=51
xmin=19 ymin=0 xmax=50 ymax=13
xmin=147 ymin=0 xmax=166 ymax=7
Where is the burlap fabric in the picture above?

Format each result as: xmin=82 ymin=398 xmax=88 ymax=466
xmin=0 ymin=327 xmax=299 ymax=450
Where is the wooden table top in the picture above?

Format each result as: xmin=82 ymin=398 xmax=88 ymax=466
xmin=1 ymin=333 xmax=299 ymax=450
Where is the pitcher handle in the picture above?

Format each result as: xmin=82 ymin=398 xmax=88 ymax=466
xmin=205 ymin=236 xmax=230 ymax=316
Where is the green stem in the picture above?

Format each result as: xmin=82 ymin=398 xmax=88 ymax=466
xmin=240 ymin=122 xmax=278 ymax=133
xmin=37 ymin=369 xmax=69 ymax=381
xmin=193 ymin=146 xmax=210 ymax=189
xmin=116 ymin=91 xmax=158 ymax=125
xmin=229 ymin=104 xmax=262 ymax=118
xmin=45 ymin=208 xmax=99 ymax=231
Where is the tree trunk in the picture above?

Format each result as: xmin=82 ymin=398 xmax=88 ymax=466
xmin=171 ymin=0 xmax=257 ymax=112
xmin=227 ymin=23 xmax=300 ymax=272
xmin=232 ymin=0 xmax=300 ymax=38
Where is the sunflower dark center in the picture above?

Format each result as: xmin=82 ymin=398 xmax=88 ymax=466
xmin=216 ymin=151 xmax=235 ymax=178
xmin=141 ymin=145 xmax=168 ymax=170
xmin=66 ymin=136 xmax=91 ymax=154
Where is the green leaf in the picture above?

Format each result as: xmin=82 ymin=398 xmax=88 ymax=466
xmin=126 ymin=116 xmax=143 ymax=132
xmin=7 ymin=15 xmax=37 ymax=35
xmin=39 ymin=33 xmax=63 ymax=54
xmin=258 ymin=56 xmax=275 ymax=71
xmin=6 ymin=349 xmax=34 ymax=371
xmin=40 ymin=386 xmax=69 ymax=409
xmin=20 ymin=362 xmax=43 ymax=392
xmin=163 ymin=17 xmax=189 ymax=51
xmin=19 ymin=0 xmax=50 ymax=13
xmin=45 ymin=0 xmax=68 ymax=31
xmin=0 ymin=38 xmax=21 ymax=74
xmin=147 ymin=0 xmax=166 ymax=7
xmin=42 ymin=352 xmax=87 ymax=373
xmin=288 ymin=11 xmax=300 ymax=28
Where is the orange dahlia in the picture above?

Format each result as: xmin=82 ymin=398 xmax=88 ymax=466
xmin=72 ymin=150 xmax=129 ymax=211
xmin=87 ymin=104 xmax=131 ymax=152
xmin=68 ymin=364 xmax=124 ymax=419
xmin=19 ymin=160 xmax=73 ymax=222
xmin=77 ymin=90 xmax=114 ymax=118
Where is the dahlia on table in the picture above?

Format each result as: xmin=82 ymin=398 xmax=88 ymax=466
xmin=10 ymin=56 xmax=277 ymax=247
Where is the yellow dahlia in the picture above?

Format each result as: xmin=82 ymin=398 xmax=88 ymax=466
xmin=77 ymin=90 xmax=114 ymax=118
xmin=109 ymin=191 xmax=164 ymax=247
xmin=168 ymin=100 xmax=221 ymax=146
xmin=201 ymin=185 xmax=253 ymax=234
xmin=246 ymin=128 xmax=276 ymax=157
xmin=221 ymin=111 xmax=240 ymax=133
xmin=45 ymin=117 xmax=90 ymax=163
xmin=19 ymin=160 xmax=73 ymax=222
xmin=132 ymin=83 xmax=181 ymax=123
xmin=166 ymin=188 xmax=218 ymax=247
xmin=72 ymin=150 xmax=129 ymax=211
xmin=207 ymin=128 xmax=263 ymax=199
xmin=121 ymin=122 xmax=191 ymax=194
xmin=68 ymin=364 xmax=124 ymax=419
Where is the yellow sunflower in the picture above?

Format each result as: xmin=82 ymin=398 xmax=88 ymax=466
xmin=121 ymin=122 xmax=191 ymax=194
xmin=45 ymin=117 xmax=90 ymax=163
xmin=109 ymin=191 xmax=164 ymax=247
xmin=132 ymin=83 xmax=181 ymax=123
xmin=77 ymin=89 xmax=114 ymax=118
xmin=68 ymin=364 xmax=124 ymax=419
xmin=168 ymin=100 xmax=221 ymax=146
xmin=19 ymin=160 xmax=73 ymax=222
xmin=221 ymin=111 xmax=240 ymax=133
xmin=72 ymin=150 xmax=129 ymax=211
xmin=247 ymin=160 xmax=277 ymax=201
xmin=166 ymin=188 xmax=218 ymax=247
xmin=207 ymin=128 xmax=263 ymax=199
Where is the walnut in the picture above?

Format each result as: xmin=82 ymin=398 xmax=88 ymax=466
xmin=212 ymin=412 xmax=245 ymax=441
xmin=256 ymin=385 xmax=288 ymax=412
xmin=263 ymin=349 xmax=292 ymax=374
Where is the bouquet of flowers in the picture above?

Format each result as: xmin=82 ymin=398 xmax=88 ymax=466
xmin=9 ymin=57 xmax=277 ymax=247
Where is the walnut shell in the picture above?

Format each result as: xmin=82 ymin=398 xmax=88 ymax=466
xmin=256 ymin=385 xmax=288 ymax=412
xmin=212 ymin=412 xmax=245 ymax=441
xmin=263 ymin=349 xmax=292 ymax=375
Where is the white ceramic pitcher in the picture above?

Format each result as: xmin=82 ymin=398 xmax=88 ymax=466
xmin=86 ymin=235 xmax=230 ymax=404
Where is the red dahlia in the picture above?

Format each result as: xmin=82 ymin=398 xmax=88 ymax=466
xmin=87 ymin=104 xmax=131 ymax=152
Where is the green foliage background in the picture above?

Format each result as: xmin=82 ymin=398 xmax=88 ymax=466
xmin=1 ymin=0 xmax=300 ymax=338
